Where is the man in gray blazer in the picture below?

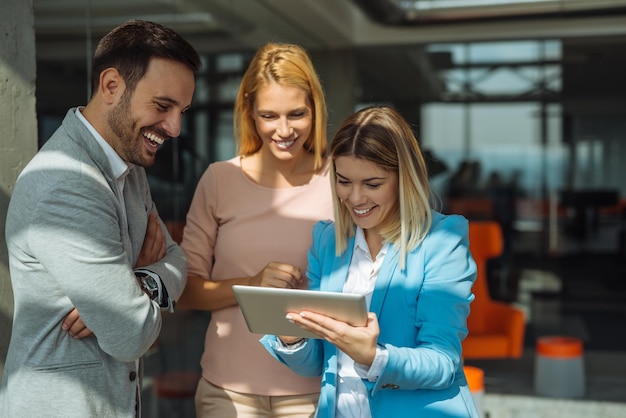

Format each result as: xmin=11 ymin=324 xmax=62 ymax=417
xmin=1 ymin=20 xmax=201 ymax=417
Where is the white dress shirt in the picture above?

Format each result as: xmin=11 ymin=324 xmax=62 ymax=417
xmin=336 ymin=227 xmax=389 ymax=418
xmin=75 ymin=107 xmax=130 ymax=207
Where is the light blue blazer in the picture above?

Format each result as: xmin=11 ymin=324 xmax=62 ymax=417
xmin=262 ymin=212 xmax=479 ymax=417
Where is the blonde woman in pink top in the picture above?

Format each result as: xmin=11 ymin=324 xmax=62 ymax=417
xmin=178 ymin=43 xmax=334 ymax=417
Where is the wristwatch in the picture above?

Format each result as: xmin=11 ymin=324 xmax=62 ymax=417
xmin=137 ymin=272 xmax=159 ymax=301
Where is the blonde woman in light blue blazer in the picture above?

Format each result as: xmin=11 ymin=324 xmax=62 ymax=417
xmin=262 ymin=106 xmax=479 ymax=417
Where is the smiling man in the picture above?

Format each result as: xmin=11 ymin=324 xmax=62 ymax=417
xmin=1 ymin=20 xmax=201 ymax=417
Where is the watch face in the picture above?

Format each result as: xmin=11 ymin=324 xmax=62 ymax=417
xmin=142 ymin=276 xmax=158 ymax=292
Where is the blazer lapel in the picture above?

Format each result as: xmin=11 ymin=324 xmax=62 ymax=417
xmin=321 ymin=236 xmax=354 ymax=293
xmin=370 ymin=247 xmax=400 ymax=314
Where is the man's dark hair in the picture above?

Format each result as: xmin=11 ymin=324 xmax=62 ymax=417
xmin=91 ymin=19 xmax=202 ymax=97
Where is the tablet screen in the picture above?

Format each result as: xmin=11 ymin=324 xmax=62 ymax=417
xmin=233 ymin=285 xmax=368 ymax=339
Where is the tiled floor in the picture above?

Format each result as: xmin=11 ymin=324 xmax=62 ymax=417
xmin=467 ymin=349 xmax=626 ymax=417
xmin=483 ymin=394 xmax=626 ymax=418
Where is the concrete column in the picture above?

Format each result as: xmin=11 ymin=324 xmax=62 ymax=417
xmin=0 ymin=0 xmax=37 ymax=377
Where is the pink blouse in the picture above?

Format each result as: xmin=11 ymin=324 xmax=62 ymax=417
xmin=181 ymin=156 xmax=334 ymax=395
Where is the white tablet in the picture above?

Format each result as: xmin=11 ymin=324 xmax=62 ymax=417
xmin=232 ymin=285 xmax=368 ymax=339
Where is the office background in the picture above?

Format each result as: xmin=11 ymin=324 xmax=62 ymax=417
xmin=2 ymin=1 xmax=626 ymax=415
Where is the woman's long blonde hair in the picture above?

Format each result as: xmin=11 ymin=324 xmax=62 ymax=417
xmin=330 ymin=106 xmax=432 ymax=269
xmin=234 ymin=43 xmax=327 ymax=170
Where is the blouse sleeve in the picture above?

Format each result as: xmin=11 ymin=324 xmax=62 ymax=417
xmin=180 ymin=164 xmax=219 ymax=279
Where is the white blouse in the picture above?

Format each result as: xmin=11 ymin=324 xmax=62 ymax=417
xmin=336 ymin=227 xmax=389 ymax=418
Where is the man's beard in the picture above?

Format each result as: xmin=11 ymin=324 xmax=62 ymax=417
xmin=107 ymin=91 xmax=155 ymax=167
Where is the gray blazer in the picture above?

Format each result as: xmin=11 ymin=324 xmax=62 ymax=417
xmin=1 ymin=108 xmax=187 ymax=417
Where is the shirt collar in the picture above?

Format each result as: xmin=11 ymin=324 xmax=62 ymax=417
xmin=75 ymin=107 xmax=130 ymax=181
xmin=354 ymin=227 xmax=389 ymax=259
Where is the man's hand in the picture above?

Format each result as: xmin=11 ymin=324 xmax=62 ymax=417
xmin=62 ymin=308 xmax=94 ymax=339
xmin=135 ymin=212 xmax=166 ymax=268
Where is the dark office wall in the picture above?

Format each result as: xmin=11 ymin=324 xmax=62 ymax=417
xmin=562 ymin=36 xmax=626 ymax=194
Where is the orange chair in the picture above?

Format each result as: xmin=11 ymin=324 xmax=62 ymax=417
xmin=462 ymin=221 xmax=525 ymax=359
